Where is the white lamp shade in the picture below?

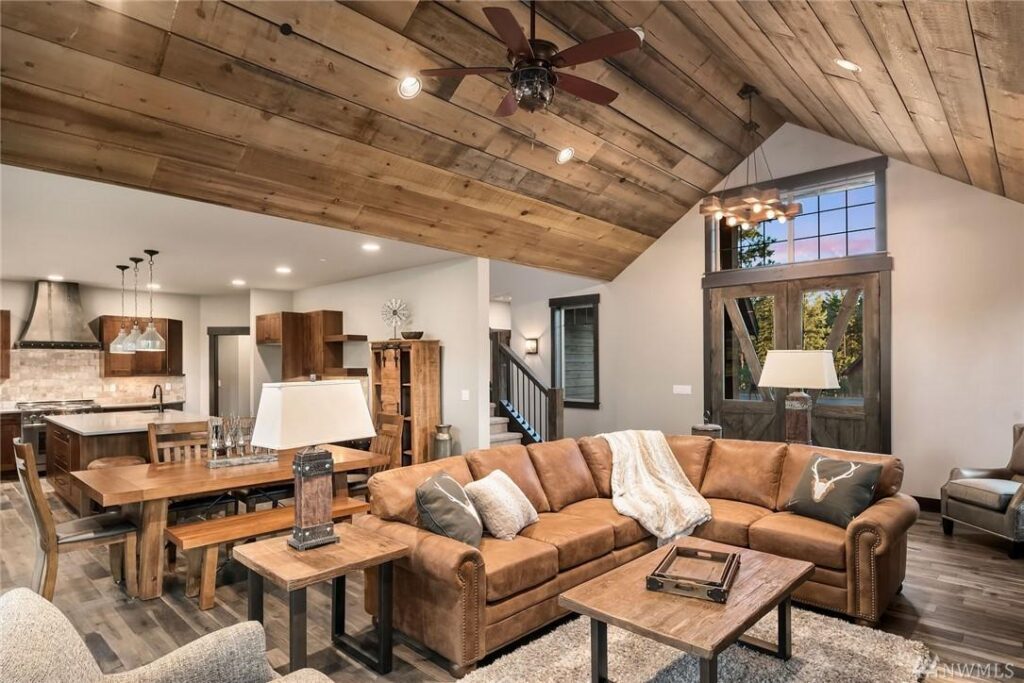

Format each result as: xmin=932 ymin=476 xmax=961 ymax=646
xmin=252 ymin=380 xmax=376 ymax=450
xmin=758 ymin=350 xmax=840 ymax=390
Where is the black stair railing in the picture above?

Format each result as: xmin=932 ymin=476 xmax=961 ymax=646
xmin=490 ymin=333 xmax=563 ymax=444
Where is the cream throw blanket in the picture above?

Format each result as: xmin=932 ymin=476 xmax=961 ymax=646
xmin=600 ymin=429 xmax=712 ymax=543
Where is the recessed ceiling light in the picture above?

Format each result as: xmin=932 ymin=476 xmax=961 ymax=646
xmin=146 ymin=282 xmax=161 ymax=290
xmin=275 ymin=266 xmax=292 ymax=275
xmin=397 ymin=76 xmax=422 ymax=99
xmin=556 ymin=147 xmax=575 ymax=165
xmin=835 ymin=58 xmax=861 ymax=73
xmin=231 ymin=279 xmax=246 ymax=287
xmin=46 ymin=274 xmax=64 ymax=282
xmin=631 ymin=26 xmax=645 ymax=43
xmin=361 ymin=243 xmax=381 ymax=252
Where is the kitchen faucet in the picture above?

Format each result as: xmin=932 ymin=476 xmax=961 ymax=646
xmin=152 ymin=384 xmax=164 ymax=413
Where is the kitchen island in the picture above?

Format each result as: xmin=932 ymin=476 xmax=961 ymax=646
xmin=46 ymin=410 xmax=207 ymax=514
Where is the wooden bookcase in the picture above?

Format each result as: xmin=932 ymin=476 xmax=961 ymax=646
xmin=255 ymin=310 xmax=367 ymax=381
xmin=94 ymin=316 xmax=184 ymax=377
xmin=369 ymin=339 xmax=440 ymax=466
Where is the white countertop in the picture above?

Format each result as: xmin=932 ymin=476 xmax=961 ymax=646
xmin=95 ymin=398 xmax=185 ymax=410
xmin=45 ymin=410 xmax=208 ymax=437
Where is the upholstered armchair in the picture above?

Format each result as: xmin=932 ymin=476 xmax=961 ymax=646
xmin=0 ymin=588 xmax=329 ymax=683
xmin=941 ymin=424 xmax=1024 ymax=558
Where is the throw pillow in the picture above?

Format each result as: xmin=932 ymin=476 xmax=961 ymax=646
xmin=464 ymin=470 xmax=539 ymax=540
xmin=784 ymin=454 xmax=883 ymax=528
xmin=415 ymin=472 xmax=483 ymax=547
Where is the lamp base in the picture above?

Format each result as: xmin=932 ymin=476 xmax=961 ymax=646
xmin=289 ymin=522 xmax=339 ymax=551
xmin=289 ymin=446 xmax=338 ymax=551
xmin=783 ymin=390 xmax=813 ymax=445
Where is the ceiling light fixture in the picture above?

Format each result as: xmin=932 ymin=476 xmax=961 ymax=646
xmin=231 ymin=279 xmax=246 ymax=287
xmin=275 ymin=266 xmax=292 ymax=275
xmin=835 ymin=58 xmax=861 ymax=73
xmin=631 ymin=26 xmax=646 ymax=43
xmin=123 ymin=257 xmax=144 ymax=353
xmin=700 ymin=84 xmax=802 ymax=229
xmin=109 ymin=264 xmax=134 ymax=355
xmin=361 ymin=243 xmax=381 ymax=252
xmin=136 ymin=249 xmax=166 ymax=352
xmin=46 ymin=274 xmax=65 ymax=281
xmin=556 ymin=147 xmax=575 ymax=164
xmin=397 ymin=76 xmax=422 ymax=99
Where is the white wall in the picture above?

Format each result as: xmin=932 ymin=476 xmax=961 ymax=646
xmin=293 ymin=257 xmax=491 ymax=454
xmin=249 ymin=289 xmax=294 ymax=411
xmin=488 ymin=300 xmax=511 ymax=330
xmin=198 ymin=293 xmax=251 ymax=415
xmin=492 ymin=123 xmax=1024 ymax=498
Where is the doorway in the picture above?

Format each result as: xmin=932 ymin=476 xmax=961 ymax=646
xmin=705 ymin=270 xmax=888 ymax=452
xmin=208 ymin=326 xmax=251 ymax=417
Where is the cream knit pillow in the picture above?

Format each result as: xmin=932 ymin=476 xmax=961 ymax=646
xmin=464 ymin=470 xmax=538 ymax=540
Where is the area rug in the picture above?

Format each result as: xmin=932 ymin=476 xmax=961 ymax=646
xmin=464 ymin=608 xmax=929 ymax=682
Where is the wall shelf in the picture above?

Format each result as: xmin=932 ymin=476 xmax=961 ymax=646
xmin=255 ymin=310 xmax=368 ymax=381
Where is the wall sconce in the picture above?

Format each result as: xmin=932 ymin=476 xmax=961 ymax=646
xmin=524 ymin=338 xmax=539 ymax=355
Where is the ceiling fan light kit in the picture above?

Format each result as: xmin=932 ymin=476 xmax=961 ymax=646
xmin=418 ymin=3 xmax=641 ymax=118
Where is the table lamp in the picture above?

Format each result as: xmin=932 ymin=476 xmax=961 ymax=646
xmin=758 ymin=350 xmax=839 ymax=445
xmin=252 ymin=379 xmax=375 ymax=550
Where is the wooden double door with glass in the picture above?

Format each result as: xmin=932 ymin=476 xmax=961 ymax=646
xmin=705 ymin=272 xmax=887 ymax=453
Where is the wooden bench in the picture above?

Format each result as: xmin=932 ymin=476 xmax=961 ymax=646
xmin=165 ymin=497 xmax=369 ymax=609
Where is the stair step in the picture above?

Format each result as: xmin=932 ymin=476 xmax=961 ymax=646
xmin=489 ymin=402 xmax=496 ymax=417
xmin=489 ymin=416 xmax=509 ymax=434
xmin=489 ymin=431 xmax=523 ymax=446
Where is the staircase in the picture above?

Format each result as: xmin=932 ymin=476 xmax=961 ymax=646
xmin=489 ymin=402 xmax=524 ymax=446
xmin=489 ymin=332 xmax=564 ymax=445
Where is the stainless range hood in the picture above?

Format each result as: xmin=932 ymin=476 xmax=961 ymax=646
xmin=15 ymin=281 xmax=102 ymax=349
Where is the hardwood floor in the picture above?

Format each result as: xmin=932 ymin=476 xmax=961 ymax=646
xmin=1 ymin=480 xmax=1021 ymax=681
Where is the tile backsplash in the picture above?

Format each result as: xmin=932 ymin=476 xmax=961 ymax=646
xmin=0 ymin=349 xmax=185 ymax=404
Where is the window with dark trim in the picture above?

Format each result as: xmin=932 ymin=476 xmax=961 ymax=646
xmin=549 ymin=294 xmax=599 ymax=409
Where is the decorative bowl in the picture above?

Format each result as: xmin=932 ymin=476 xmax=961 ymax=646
xmin=401 ymin=330 xmax=424 ymax=340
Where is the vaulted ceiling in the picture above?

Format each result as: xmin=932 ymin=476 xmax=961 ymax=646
xmin=1 ymin=1 xmax=1020 ymax=281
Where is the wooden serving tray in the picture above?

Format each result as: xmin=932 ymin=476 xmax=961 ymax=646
xmin=645 ymin=545 xmax=741 ymax=603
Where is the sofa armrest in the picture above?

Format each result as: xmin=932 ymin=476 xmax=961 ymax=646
xmin=354 ymin=515 xmax=483 ymax=588
xmin=949 ymin=467 xmax=1012 ymax=481
xmin=847 ymin=493 xmax=919 ymax=555
xmin=108 ymin=622 xmax=275 ymax=683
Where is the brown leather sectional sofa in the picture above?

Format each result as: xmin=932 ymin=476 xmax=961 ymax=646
xmin=354 ymin=435 xmax=918 ymax=675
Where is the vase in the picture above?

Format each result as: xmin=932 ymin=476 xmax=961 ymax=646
xmin=433 ymin=424 xmax=453 ymax=459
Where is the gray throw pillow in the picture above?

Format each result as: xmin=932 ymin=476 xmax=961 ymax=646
xmin=416 ymin=472 xmax=483 ymax=547
xmin=785 ymin=454 xmax=883 ymax=528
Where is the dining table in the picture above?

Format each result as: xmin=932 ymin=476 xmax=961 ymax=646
xmin=71 ymin=445 xmax=388 ymax=600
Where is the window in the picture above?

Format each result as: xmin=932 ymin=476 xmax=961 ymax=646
xmin=550 ymin=294 xmax=599 ymax=409
xmin=714 ymin=159 xmax=885 ymax=271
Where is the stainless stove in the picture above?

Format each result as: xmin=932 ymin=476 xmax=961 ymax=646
xmin=17 ymin=399 xmax=101 ymax=470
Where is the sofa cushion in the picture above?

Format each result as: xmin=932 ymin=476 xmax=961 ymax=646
xmin=690 ymin=498 xmax=772 ymax=547
xmin=700 ymin=439 xmax=786 ymax=509
xmin=749 ymin=512 xmax=847 ymax=570
xmin=527 ymin=439 xmax=599 ymax=511
xmin=519 ymin=512 xmax=615 ymax=570
xmin=559 ymin=498 xmax=650 ymax=548
xmin=415 ymin=472 xmax=483 ymax=547
xmin=779 ymin=444 xmax=903 ymax=509
xmin=946 ymin=478 xmax=1021 ymax=512
xmin=478 ymin=536 xmax=559 ymax=602
xmin=467 ymin=444 xmax=550 ymax=512
xmin=576 ymin=434 xmax=712 ymax=498
xmin=465 ymin=471 xmax=538 ymax=540
xmin=784 ymin=454 xmax=883 ymax=528
xmin=369 ymin=456 xmax=473 ymax=526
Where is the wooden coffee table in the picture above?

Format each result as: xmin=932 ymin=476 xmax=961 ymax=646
xmin=233 ymin=524 xmax=408 ymax=674
xmin=559 ymin=537 xmax=813 ymax=683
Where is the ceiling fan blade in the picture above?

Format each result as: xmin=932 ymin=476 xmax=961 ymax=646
xmin=495 ymin=89 xmax=519 ymax=117
xmin=550 ymin=29 xmax=641 ymax=68
xmin=483 ymin=7 xmax=534 ymax=59
xmin=554 ymin=72 xmax=619 ymax=105
xmin=420 ymin=66 xmax=510 ymax=78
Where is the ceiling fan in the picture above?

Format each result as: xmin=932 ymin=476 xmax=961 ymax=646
xmin=419 ymin=2 xmax=642 ymax=117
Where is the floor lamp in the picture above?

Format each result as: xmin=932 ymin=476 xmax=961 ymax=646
xmin=758 ymin=350 xmax=840 ymax=445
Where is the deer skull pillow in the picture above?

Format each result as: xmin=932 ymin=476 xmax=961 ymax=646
xmin=785 ymin=454 xmax=883 ymax=528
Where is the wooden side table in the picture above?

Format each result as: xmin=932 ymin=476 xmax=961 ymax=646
xmin=233 ymin=524 xmax=409 ymax=674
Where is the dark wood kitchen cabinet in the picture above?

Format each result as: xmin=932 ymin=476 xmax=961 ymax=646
xmin=255 ymin=310 xmax=366 ymax=381
xmin=94 ymin=316 xmax=183 ymax=377
xmin=1 ymin=413 xmax=20 ymax=477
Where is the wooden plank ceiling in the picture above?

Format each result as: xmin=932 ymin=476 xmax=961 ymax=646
xmin=1 ymin=2 xmax=1020 ymax=280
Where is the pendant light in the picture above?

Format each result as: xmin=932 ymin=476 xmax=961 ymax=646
xmin=137 ymin=249 xmax=166 ymax=352
xmin=123 ymin=257 xmax=144 ymax=352
xmin=109 ymin=264 xmax=135 ymax=354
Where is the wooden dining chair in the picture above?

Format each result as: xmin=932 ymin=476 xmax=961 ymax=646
xmin=349 ymin=413 xmax=405 ymax=500
xmin=13 ymin=439 xmax=137 ymax=600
